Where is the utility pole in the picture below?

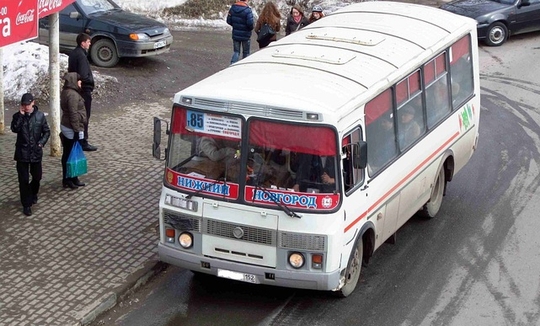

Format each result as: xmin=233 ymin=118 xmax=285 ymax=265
xmin=0 ymin=48 xmax=4 ymax=135
xmin=49 ymin=13 xmax=61 ymax=157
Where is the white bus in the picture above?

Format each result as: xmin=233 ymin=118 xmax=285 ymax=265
xmin=153 ymin=2 xmax=480 ymax=297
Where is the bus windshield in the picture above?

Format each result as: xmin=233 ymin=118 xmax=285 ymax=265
xmin=246 ymin=118 xmax=338 ymax=192
xmin=165 ymin=107 xmax=341 ymax=210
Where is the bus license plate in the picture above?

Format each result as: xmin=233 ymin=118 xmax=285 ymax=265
xmin=154 ymin=40 xmax=166 ymax=49
xmin=217 ymin=269 xmax=258 ymax=284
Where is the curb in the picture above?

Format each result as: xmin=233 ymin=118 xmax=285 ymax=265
xmin=79 ymin=260 xmax=169 ymax=325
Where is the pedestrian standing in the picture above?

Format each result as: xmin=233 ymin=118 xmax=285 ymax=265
xmin=227 ymin=0 xmax=254 ymax=64
xmin=255 ymin=1 xmax=281 ymax=49
xmin=68 ymin=33 xmax=97 ymax=152
xmin=60 ymin=72 xmax=88 ymax=189
xmin=285 ymin=4 xmax=309 ymax=35
xmin=308 ymin=5 xmax=325 ymax=24
xmin=11 ymin=93 xmax=51 ymax=216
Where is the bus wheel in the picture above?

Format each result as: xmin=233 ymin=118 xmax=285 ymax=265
xmin=335 ymin=237 xmax=363 ymax=297
xmin=419 ymin=167 xmax=446 ymax=219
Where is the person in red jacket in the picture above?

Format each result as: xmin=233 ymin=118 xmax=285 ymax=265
xmin=11 ymin=93 xmax=50 ymax=216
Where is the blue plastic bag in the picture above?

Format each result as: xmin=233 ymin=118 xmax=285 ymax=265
xmin=66 ymin=141 xmax=88 ymax=178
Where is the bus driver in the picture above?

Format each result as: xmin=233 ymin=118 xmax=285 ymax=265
xmin=293 ymin=154 xmax=336 ymax=193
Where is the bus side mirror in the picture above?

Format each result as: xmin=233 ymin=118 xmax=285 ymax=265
xmin=153 ymin=117 xmax=169 ymax=160
xmin=353 ymin=141 xmax=368 ymax=169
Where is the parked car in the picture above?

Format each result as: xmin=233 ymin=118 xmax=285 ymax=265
xmin=441 ymin=0 xmax=540 ymax=46
xmin=38 ymin=0 xmax=173 ymax=67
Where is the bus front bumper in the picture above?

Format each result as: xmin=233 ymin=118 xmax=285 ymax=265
xmin=158 ymin=243 xmax=342 ymax=291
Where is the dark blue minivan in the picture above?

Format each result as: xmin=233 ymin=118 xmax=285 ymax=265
xmin=38 ymin=0 xmax=173 ymax=67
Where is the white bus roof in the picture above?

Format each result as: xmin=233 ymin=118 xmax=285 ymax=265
xmin=174 ymin=2 xmax=477 ymax=123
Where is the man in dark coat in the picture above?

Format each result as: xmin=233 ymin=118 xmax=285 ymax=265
xmin=11 ymin=93 xmax=51 ymax=216
xmin=227 ymin=0 xmax=254 ymax=64
xmin=68 ymin=33 xmax=97 ymax=151
xmin=293 ymin=153 xmax=336 ymax=193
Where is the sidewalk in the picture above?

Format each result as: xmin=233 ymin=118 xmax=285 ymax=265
xmin=0 ymin=98 xmax=171 ymax=325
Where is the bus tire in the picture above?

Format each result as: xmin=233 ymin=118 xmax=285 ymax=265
xmin=419 ymin=167 xmax=445 ymax=219
xmin=335 ymin=236 xmax=363 ymax=297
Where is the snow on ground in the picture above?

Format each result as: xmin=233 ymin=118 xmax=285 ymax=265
xmin=1 ymin=0 xmax=350 ymax=104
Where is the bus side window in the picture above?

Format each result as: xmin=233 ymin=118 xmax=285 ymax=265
xmin=450 ymin=35 xmax=474 ymax=109
xmin=424 ymin=52 xmax=451 ymax=128
xmin=365 ymin=89 xmax=397 ymax=175
xmin=425 ymin=77 xmax=450 ymax=128
xmin=395 ymin=70 xmax=426 ymax=150
xmin=368 ymin=115 xmax=398 ymax=172
xmin=342 ymin=128 xmax=364 ymax=192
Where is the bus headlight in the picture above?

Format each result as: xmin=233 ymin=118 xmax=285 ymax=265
xmin=288 ymin=252 xmax=305 ymax=269
xmin=178 ymin=232 xmax=193 ymax=249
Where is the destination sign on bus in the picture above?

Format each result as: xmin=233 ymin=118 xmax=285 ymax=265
xmin=185 ymin=111 xmax=241 ymax=139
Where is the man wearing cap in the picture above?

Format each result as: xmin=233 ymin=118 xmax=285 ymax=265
xmin=11 ymin=93 xmax=51 ymax=216
xmin=68 ymin=33 xmax=97 ymax=151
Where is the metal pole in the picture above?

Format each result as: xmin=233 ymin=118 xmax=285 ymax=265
xmin=0 ymin=48 xmax=4 ymax=135
xmin=49 ymin=13 xmax=61 ymax=157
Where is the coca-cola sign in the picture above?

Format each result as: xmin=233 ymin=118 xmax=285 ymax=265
xmin=1 ymin=0 xmax=38 ymax=47
xmin=0 ymin=0 xmax=74 ymax=48
xmin=38 ymin=0 xmax=74 ymax=17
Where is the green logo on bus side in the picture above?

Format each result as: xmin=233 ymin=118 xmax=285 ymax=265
xmin=460 ymin=104 xmax=474 ymax=131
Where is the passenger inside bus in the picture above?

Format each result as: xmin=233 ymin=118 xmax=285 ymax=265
xmin=369 ymin=115 xmax=397 ymax=169
xmin=178 ymin=136 xmax=240 ymax=180
xmin=292 ymin=154 xmax=336 ymax=193
xmin=398 ymin=106 xmax=421 ymax=148
xmin=426 ymin=79 xmax=450 ymax=127
xmin=247 ymin=148 xmax=294 ymax=189
xmin=451 ymin=81 xmax=461 ymax=107
xmin=197 ymin=136 xmax=238 ymax=162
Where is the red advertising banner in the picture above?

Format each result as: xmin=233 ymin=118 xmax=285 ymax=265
xmin=38 ymin=0 xmax=75 ymax=18
xmin=0 ymin=0 xmax=38 ymax=47
xmin=0 ymin=0 xmax=75 ymax=48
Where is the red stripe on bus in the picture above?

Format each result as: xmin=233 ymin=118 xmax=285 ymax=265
xmin=344 ymin=131 xmax=460 ymax=233
xmin=344 ymin=211 xmax=368 ymax=233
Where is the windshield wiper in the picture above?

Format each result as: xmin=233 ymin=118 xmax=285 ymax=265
xmin=251 ymin=161 xmax=300 ymax=218
xmin=185 ymin=156 xmax=233 ymax=199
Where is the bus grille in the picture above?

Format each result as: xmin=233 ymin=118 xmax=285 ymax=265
xmin=229 ymin=103 xmax=304 ymax=120
xmin=192 ymin=98 xmax=227 ymax=110
xmin=163 ymin=211 xmax=201 ymax=232
xmin=280 ymin=232 xmax=326 ymax=251
xmin=190 ymin=98 xmax=305 ymax=120
xmin=205 ymin=219 xmax=276 ymax=246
